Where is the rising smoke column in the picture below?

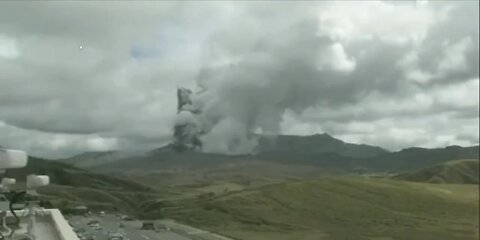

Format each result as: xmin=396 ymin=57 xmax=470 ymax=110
xmin=170 ymin=21 xmax=361 ymax=155
xmin=172 ymin=87 xmax=202 ymax=152
xmin=188 ymin=21 xmax=355 ymax=155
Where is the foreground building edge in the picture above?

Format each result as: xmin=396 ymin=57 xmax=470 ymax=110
xmin=7 ymin=209 xmax=79 ymax=240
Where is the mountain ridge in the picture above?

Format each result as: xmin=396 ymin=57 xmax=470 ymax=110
xmin=57 ymin=133 xmax=388 ymax=168
xmin=53 ymin=133 xmax=479 ymax=175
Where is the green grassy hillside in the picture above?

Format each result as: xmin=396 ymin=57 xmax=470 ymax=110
xmin=37 ymin=184 xmax=165 ymax=213
xmin=124 ymin=160 xmax=342 ymax=190
xmin=6 ymin=156 xmax=159 ymax=213
xmin=393 ymin=159 xmax=479 ymax=184
xmin=7 ymin=156 xmax=152 ymax=191
xmin=142 ymin=177 xmax=479 ymax=240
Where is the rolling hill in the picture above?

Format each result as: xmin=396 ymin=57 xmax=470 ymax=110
xmin=393 ymin=159 xmax=480 ymax=184
xmin=139 ymin=177 xmax=480 ymax=240
xmin=6 ymin=156 xmax=160 ymax=212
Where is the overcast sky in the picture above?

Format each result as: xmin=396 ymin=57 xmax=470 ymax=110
xmin=0 ymin=1 xmax=478 ymax=158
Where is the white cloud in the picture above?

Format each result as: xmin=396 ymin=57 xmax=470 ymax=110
xmin=406 ymin=70 xmax=435 ymax=84
xmin=333 ymin=116 xmax=478 ymax=151
xmin=397 ymin=51 xmax=435 ymax=83
xmin=317 ymin=42 xmax=356 ymax=72
xmin=283 ymin=79 xmax=479 ymax=150
xmin=317 ymin=1 xmax=443 ymax=44
xmin=86 ymin=137 xmax=119 ymax=151
xmin=0 ymin=35 xmax=19 ymax=59
xmin=438 ymin=37 xmax=473 ymax=74
xmin=433 ymin=78 xmax=479 ymax=108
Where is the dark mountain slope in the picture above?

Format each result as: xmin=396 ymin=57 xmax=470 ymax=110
xmin=59 ymin=133 xmax=388 ymax=169
xmin=256 ymin=133 xmax=388 ymax=158
xmin=57 ymin=133 xmax=478 ymax=177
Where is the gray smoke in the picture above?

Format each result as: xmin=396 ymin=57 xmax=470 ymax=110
xmin=177 ymin=21 xmax=354 ymax=155
xmin=171 ymin=5 xmax=478 ymax=155
xmin=160 ymin=22 xmax=340 ymax=155
xmin=172 ymin=88 xmax=202 ymax=152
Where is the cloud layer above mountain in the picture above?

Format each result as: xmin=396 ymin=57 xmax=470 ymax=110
xmin=0 ymin=1 xmax=478 ymax=157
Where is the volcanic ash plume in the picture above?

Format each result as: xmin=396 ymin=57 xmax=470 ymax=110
xmin=172 ymin=87 xmax=202 ymax=152
xmin=185 ymin=22 xmax=340 ymax=155
xmin=171 ymin=22 xmax=365 ymax=155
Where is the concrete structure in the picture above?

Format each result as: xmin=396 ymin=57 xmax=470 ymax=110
xmin=1 ymin=147 xmax=78 ymax=240
xmin=7 ymin=209 xmax=79 ymax=240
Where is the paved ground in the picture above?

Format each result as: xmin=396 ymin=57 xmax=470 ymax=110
xmin=67 ymin=214 xmax=193 ymax=240
xmin=157 ymin=219 xmax=233 ymax=240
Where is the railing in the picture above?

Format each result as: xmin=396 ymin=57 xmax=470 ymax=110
xmin=48 ymin=209 xmax=79 ymax=240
